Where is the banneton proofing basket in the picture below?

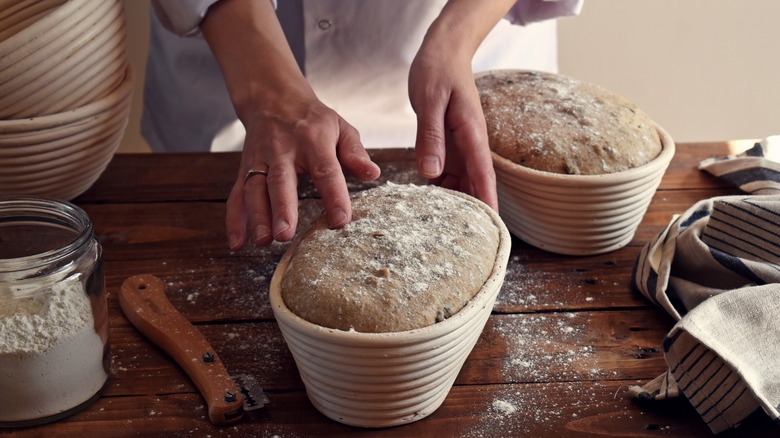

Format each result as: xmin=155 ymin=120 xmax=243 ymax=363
xmin=0 ymin=0 xmax=127 ymax=118
xmin=269 ymin=190 xmax=511 ymax=428
xmin=0 ymin=67 xmax=134 ymax=200
xmin=492 ymin=123 xmax=675 ymax=256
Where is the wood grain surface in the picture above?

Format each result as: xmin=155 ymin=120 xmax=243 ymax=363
xmin=3 ymin=144 xmax=776 ymax=437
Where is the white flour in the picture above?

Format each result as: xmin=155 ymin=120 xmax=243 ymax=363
xmin=0 ymin=280 xmax=107 ymax=423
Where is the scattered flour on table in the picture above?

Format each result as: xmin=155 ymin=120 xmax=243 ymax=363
xmin=177 ymin=428 xmax=304 ymax=438
xmin=492 ymin=312 xmax=613 ymax=381
xmin=492 ymin=399 xmax=518 ymax=415
xmin=462 ymin=381 xmax=622 ymax=437
xmin=0 ymin=280 xmax=107 ymax=422
xmin=149 ymin=258 xmax=290 ymax=382
xmin=456 ymin=296 xmax=622 ymax=435
xmin=495 ymin=254 xmax=589 ymax=308
xmin=165 ymin=258 xmax=276 ymax=315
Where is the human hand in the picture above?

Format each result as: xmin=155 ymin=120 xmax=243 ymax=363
xmin=408 ymin=0 xmax=519 ymax=211
xmin=200 ymin=0 xmax=380 ymax=250
xmin=225 ymin=92 xmax=381 ymax=250
xmin=408 ymin=46 xmax=498 ymax=211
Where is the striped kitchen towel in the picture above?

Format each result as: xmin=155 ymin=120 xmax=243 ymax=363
xmin=629 ymin=135 xmax=780 ymax=434
xmin=698 ymin=135 xmax=780 ymax=195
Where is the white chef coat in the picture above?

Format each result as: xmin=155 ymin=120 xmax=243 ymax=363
xmin=143 ymin=0 xmax=583 ymax=152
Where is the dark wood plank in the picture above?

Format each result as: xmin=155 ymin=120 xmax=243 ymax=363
xmin=657 ymin=141 xmax=753 ymax=191
xmin=497 ymin=245 xmax=649 ymax=312
xmin=77 ymin=143 xmax=740 ymax=205
xmin=77 ymin=152 xmax=240 ymax=203
xmin=86 ymin=185 xmax=733 ymax=263
xmin=105 ymin=258 xmax=281 ymax=328
xmin=4 ymin=381 xmax=776 ymax=437
xmin=104 ymin=239 xmax=662 ymax=330
xmin=9 ymin=143 xmax=774 ymax=436
xmin=101 ymin=309 xmax=673 ymax=398
xmin=85 ymin=198 xmax=344 ymax=262
xmin=76 ymin=149 xmax=423 ymax=204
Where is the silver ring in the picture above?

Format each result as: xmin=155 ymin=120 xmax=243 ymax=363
xmin=244 ymin=168 xmax=269 ymax=183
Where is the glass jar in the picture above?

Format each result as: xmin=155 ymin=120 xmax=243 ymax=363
xmin=0 ymin=197 xmax=110 ymax=427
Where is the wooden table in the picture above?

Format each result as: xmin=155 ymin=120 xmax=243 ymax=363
xmin=3 ymin=143 xmax=779 ymax=437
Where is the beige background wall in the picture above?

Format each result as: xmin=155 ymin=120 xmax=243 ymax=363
xmin=119 ymin=0 xmax=779 ymax=153
xmin=558 ymin=0 xmax=780 ymax=144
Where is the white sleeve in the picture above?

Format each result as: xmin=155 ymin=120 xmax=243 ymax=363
xmin=151 ymin=0 xmax=278 ymax=36
xmin=505 ymin=0 xmax=584 ymax=26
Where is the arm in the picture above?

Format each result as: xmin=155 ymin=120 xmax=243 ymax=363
xmin=409 ymin=0 xmax=518 ymax=211
xmin=506 ymin=0 xmax=584 ymax=26
xmin=200 ymin=0 xmax=380 ymax=249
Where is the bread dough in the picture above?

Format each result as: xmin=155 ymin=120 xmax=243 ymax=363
xmin=280 ymin=183 xmax=500 ymax=333
xmin=478 ymin=70 xmax=662 ymax=175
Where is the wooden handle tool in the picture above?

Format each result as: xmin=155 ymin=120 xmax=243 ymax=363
xmin=119 ymin=274 xmax=245 ymax=425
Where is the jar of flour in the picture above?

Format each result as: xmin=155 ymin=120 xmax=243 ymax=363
xmin=0 ymin=198 xmax=109 ymax=427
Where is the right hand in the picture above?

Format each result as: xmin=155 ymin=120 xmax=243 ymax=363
xmin=200 ymin=0 xmax=380 ymax=250
xmin=225 ymin=89 xmax=381 ymax=250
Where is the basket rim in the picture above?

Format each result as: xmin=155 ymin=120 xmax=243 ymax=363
xmin=269 ymin=185 xmax=511 ymax=344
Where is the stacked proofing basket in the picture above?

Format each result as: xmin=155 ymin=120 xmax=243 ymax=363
xmin=0 ymin=0 xmax=133 ymax=200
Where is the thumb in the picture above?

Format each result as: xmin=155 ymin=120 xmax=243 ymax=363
xmin=413 ymin=95 xmax=448 ymax=180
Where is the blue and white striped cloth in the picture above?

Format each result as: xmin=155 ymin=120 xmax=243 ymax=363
xmin=629 ymin=135 xmax=780 ymax=434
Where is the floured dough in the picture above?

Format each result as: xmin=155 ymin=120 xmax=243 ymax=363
xmin=280 ymin=183 xmax=500 ymax=333
xmin=478 ymin=70 xmax=662 ymax=175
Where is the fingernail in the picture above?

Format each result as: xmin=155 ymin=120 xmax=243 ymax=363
xmin=421 ymin=155 xmax=441 ymax=177
xmin=273 ymin=219 xmax=290 ymax=239
xmin=332 ymin=208 xmax=348 ymax=228
xmin=364 ymin=161 xmax=381 ymax=179
xmin=254 ymin=225 xmax=270 ymax=242
xmin=229 ymin=234 xmax=241 ymax=249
